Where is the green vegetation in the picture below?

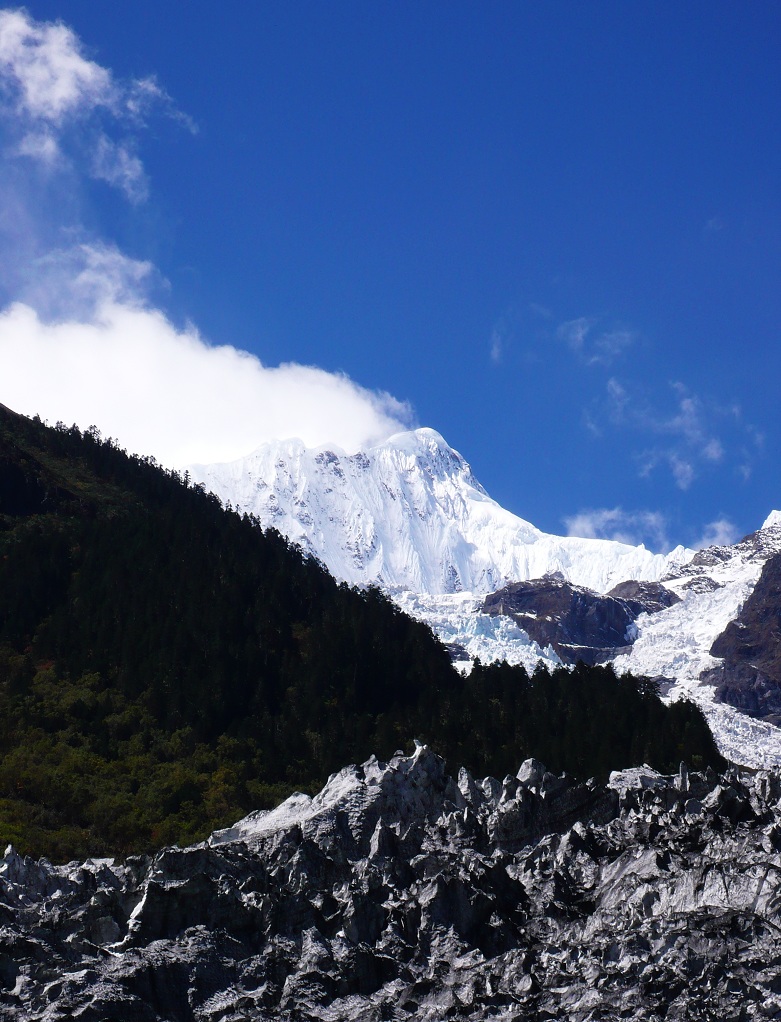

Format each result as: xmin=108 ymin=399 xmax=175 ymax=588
xmin=0 ymin=406 xmax=724 ymax=859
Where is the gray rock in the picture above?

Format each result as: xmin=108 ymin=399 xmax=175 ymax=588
xmin=4 ymin=746 xmax=781 ymax=1020
xmin=516 ymin=757 xmax=546 ymax=788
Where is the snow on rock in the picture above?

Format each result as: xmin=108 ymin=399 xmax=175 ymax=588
xmin=612 ymin=515 xmax=781 ymax=767
xmin=190 ymin=428 xmax=690 ymax=596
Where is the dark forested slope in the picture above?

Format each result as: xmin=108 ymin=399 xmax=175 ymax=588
xmin=0 ymin=405 xmax=723 ymax=858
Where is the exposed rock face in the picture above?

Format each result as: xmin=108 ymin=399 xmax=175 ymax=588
xmin=5 ymin=746 xmax=781 ymax=1020
xmin=482 ymin=574 xmax=676 ymax=665
xmin=606 ymin=579 xmax=681 ymax=614
xmin=704 ymin=551 xmax=781 ymax=724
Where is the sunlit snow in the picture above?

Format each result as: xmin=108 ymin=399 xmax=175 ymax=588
xmin=191 ymin=428 xmax=689 ymax=595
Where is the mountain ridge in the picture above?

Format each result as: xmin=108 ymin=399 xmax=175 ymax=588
xmin=190 ymin=427 xmax=691 ymax=596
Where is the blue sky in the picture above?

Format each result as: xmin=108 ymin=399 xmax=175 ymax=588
xmin=1 ymin=2 xmax=779 ymax=551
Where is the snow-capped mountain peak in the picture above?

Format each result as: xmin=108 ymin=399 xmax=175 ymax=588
xmin=190 ymin=428 xmax=689 ymax=596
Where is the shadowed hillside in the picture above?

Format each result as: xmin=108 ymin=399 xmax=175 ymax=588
xmin=0 ymin=406 xmax=723 ymax=859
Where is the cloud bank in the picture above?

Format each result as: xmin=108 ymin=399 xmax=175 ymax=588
xmin=0 ymin=246 xmax=412 ymax=466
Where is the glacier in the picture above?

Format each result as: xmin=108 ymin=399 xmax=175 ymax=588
xmin=7 ymin=745 xmax=781 ymax=1019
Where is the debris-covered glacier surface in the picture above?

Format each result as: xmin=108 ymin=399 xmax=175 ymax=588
xmin=6 ymin=745 xmax=781 ymax=1020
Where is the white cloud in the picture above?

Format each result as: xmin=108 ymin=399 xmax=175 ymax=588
xmin=0 ymin=10 xmax=112 ymax=121
xmin=557 ymin=316 xmax=592 ymax=353
xmin=563 ymin=506 xmax=671 ymax=552
xmin=694 ymin=518 xmax=740 ymax=550
xmin=0 ymin=9 xmax=192 ymax=198
xmin=0 ymin=280 xmax=414 ymax=465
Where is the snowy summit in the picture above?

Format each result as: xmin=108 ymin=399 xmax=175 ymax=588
xmin=190 ymin=428 xmax=689 ymax=596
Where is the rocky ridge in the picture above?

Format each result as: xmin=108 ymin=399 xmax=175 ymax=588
xmin=5 ymin=745 xmax=781 ymax=1020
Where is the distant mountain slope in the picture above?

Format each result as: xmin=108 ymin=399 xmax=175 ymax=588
xmin=0 ymin=406 xmax=721 ymax=859
xmin=190 ymin=428 xmax=691 ymax=595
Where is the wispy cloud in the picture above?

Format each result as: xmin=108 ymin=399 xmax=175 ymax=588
xmin=599 ymin=378 xmax=757 ymax=491
xmin=566 ymin=506 xmax=742 ymax=554
xmin=557 ymin=316 xmax=635 ymax=367
xmin=489 ymin=308 xmax=521 ymax=366
xmin=591 ymin=328 xmax=634 ymax=364
xmin=0 ymin=8 xmax=194 ymax=201
xmin=563 ymin=506 xmax=671 ymax=552
xmin=694 ymin=518 xmax=740 ymax=550
xmin=489 ymin=326 xmax=503 ymax=364
xmin=90 ymin=134 xmax=147 ymax=203
xmin=557 ymin=316 xmax=593 ymax=353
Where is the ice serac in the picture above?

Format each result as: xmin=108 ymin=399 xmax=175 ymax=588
xmin=7 ymin=746 xmax=781 ymax=1020
xmin=190 ymin=428 xmax=689 ymax=595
